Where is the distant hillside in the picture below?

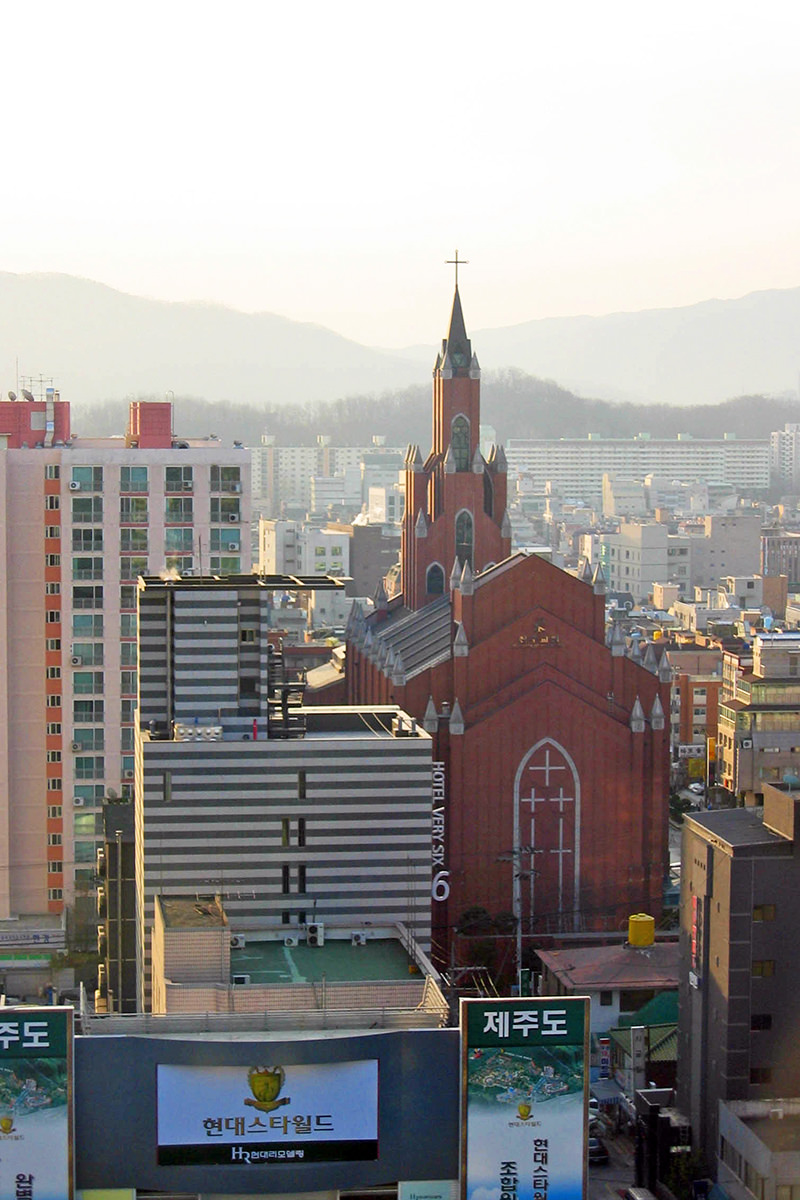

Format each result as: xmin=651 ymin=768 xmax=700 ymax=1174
xmin=73 ymin=375 xmax=800 ymax=449
xmin=3 ymin=271 xmax=800 ymax=409
xmin=0 ymin=272 xmax=423 ymax=408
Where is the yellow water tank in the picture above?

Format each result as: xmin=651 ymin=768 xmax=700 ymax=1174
xmin=628 ymin=913 xmax=655 ymax=947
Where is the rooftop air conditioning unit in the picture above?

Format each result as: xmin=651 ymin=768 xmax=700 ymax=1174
xmin=69 ymin=481 xmax=81 ymax=491
xmin=351 ymin=931 xmax=367 ymax=947
xmin=306 ymin=922 xmax=325 ymax=947
xmin=230 ymin=934 xmax=246 ymax=950
xmin=123 ymin=769 xmax=135 ymax=780
xmin=71 ymin=741 xmax=81 ymax=752
xmin=227 ymin=543 xmax=238 ymax=552
xmin=741 ymin=738 xmax=753 ymax=749
xmin=228 ymin=513 xmax=238 ymax=523
xmin=283 ymin=935 xmax=299 ymax=948
xmin=231 ymin=973 xmax=250 ymax=986
xmin=72 ymin=796 xmax=84 ymax=807
xmin=70 ymin=655 xmax=82 ymax=667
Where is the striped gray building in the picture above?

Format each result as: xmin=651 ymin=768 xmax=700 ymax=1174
xmin=136 ymin=576 xmax=433 ymax=1008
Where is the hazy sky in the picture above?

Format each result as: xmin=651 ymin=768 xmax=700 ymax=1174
xmin=4 ymin=2 xmax=800 ymax=347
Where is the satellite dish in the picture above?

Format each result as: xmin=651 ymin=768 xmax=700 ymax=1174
xmin=21 ymin=389 xmax=35 ymax=402
xmin=7 ymin=391 xmax=16 ymax=401
xmin=105 ymin=787 xmax=119 ymax=801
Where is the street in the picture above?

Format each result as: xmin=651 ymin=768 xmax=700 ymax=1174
xmin=587 ymin=1129 xmax=636 ymax=1200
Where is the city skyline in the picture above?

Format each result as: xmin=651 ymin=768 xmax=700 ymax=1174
xmin=2 ymin=3 xmax=799 ymax=346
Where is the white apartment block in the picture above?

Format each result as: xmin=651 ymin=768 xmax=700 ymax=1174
xmin=506 ymin=434 xmax=770 ymax=507
xmin=0 ymin=396 xmax=250 ymax=931
xmin=770 ymin=423 xmax=800 ymax=491
xmin=251 ymin=436 xmax=404 ymax=517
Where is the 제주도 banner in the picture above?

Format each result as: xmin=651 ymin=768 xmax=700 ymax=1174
xmin=0 ymin=1006 xmax=74 ymax=1200
xmin=460 ymin=997 xmax=590 ymax=1200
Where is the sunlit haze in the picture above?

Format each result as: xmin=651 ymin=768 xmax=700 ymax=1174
xmin=4 ymin=1 xmax=800 ymax=346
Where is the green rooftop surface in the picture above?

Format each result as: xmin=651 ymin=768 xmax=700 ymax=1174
xmin=230 ymin=938 xmax=419 ymax=985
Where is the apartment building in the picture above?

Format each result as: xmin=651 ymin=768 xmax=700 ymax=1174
xmin=0 ymin=394 xmax=250 ymax=934
xmin=717 ymin=632 xmax=800 ymax=800
xmin=252 ymin=435 xmax=403 ymax=517
xmin=506 ymin=434 xmax=770 ymax=508
xmin=769 ymin=422 xmax=800 ymax=490
xmin=135 ymin=575 xmax=433 ymax=1008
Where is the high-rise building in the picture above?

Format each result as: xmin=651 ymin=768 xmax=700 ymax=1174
xmin=0 ymin=393 xmax=250 ymax=935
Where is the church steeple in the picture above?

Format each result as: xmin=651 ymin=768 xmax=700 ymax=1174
xmin=441 ymin=287 xmax=472 ymax=374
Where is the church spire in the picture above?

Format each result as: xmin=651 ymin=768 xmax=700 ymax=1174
xmin=441 ymin=286 xmax=472 ymax=374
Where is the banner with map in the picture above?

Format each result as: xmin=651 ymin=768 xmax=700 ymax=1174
xmin=460 ymin=997 xmax=589 ymax=1200
xmin=0 ymin=1006 xmax=73 ymax=1200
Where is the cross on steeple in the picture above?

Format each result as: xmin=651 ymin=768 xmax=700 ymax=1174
xmin=446 ymin=250 xmax=469 ymax=288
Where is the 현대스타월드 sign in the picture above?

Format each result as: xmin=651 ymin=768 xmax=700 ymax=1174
xmin=157 ymin=1059 xmax=378 ymax=1166
xmin=0 ymin=1006 xmax=74 ymax=1200
xmin=460 ymin=997 xmax=590 ymax=1200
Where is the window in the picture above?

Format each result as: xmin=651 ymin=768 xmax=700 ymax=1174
xmin=121 ymin=671 xmax=137 ymax=695
xmin=73 ymin=585 xmax=103 ymax=609
xmin=48 ymin=833 xmax=62 ymax=846
xmin=455 ymin=509 xmax=474 ymax=568
xmin=166 ymin=465 xmax=193 ymax=492
xmin=45 ymin=465 xmax=60 ymax=480
xmin=426 ymin=564 xmax=445 ymax=595
xmin=46 ymin=695 xmax=61 ymax=708
xmin=120 ymin=528 xmax=148 ymax=552
xmin=120 ymin=585 xmax=137 ymax=610
xmin=165 ymin=496 xmax=193 ymax=522
xmin=73 ymin=556 xmax=103 ymax=581
xmin=47 ymin=805 xmax=62 ymax=819
xmin=120 ymin=466 xmax=148 ymax=492
xmin=240 ymin=628 xmax=256 ymax=644
xmin=47 ymin=778 xmax=62 ymax=791
xmin=282 ymin=865 xmax=290 ymax=894
xmin=120 ymin=557 xmax=147 ymax=580
xmin=210 ymin=497 xmax=240 ymax=522
xmin=72 ymin=496 xmax=103 ymax=523
xmin=281 ymin=818 xmax=290 ymax=848
xmin=72 ymin=728 xmax=104 ymax=751
xmin=121 ymin=613 xmax=137 ymax=638
xmin=298 ymin=817 xmax=306 ymax=847
xmin=46 ymin=723 xmax=61 ymax=736
xmin=753 ymin=904 xmax=776 ymax=922
xmin=211 ymin=465 xmax=241 ymax=492
xmin=45 ymin=554 xmax=61 ymax=567
xmin=752 ymin=960 xmax=775 ymax=977
xmin=46 ymin=750 xmax=62 ymax=763
xmin=211 ymin=528 xmax=240 ymax=552
xmin=298 ymin=770 xmax=306 ymax=800
xmin=74 ymin=699 xmax=104 ymax=723
xmin=73 ymin=672 xmax=104 ymax=695
xmin=72 ymin=466 xmax=103 ymax=491
xmin=120 ymin=727 xmax=134 ymax=752
xmin=75 ymin=756 xmax=104 ymax=780
xmin=121 ymin=699 xmax=136 ymax=723
xmin=46 ymin=495 xmax=60 ymax=510
xmin=72 ymin=642 xmax=103 ymax=666
xmin=45 ymin=525 xmax=61 ymax=539
xmin=46 ymin=666 xmax=61 ymax=680
xmin=48 ymin=889 xmax=63 ymax=901
xmin=165 ymin=527 xmax=192 ymax=553
xmin=73 ymin=784 xmax=104 ymax=806
xmin=599 ymin=991 xmax=613 ymax=1006
xmin=298 ymin=864 xmax=307 ymax=894
xmin=46 ymin=638 xmax=61 ymax=652
xmin=72 ymin=528 xmax=103 ymax=552
xmin=45 ymin=582 xmax=61 ymax=596
xmin=209 ymin=556 xmax=240 ymax=574
xmin=749 ymin=1067 xmax=772 ymax=1085
xmin=120 ymin=642 xmax=137 ymax=667
xmin=451 ymin=415 xmax=470 ymax=471
xmin=751 ymin=1013 xmax=772 ymax=1030
xmin=120 ymin=496 xmax=148 ymax=523
xmin=46 ymin=610 xmax=61 ymax=624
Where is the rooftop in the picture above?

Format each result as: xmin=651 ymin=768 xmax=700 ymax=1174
xmin=230 ymin=937 xmax=422 ymax=985
xmin=537 ymin=941 xmax=680 ymax=990
xmin=685 ymin=807 xmax=792 ymax=850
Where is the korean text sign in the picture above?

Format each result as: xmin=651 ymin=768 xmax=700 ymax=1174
xmin=460 ymin=998 xmax=589 ymax=1200
xmin=0 ymin=1006 xmax=74 ymax=1200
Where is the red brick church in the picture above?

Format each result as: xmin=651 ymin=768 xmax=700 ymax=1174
xmin=342 ymin=285 xmax=669 ymax=966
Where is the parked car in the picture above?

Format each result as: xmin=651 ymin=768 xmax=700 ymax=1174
xmin=588 ymin=1135 xmax=610 ymax=1165
xmin=689 ymin=782 xmax=705 ymax=795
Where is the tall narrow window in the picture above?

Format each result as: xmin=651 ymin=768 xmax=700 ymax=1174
xmin=282 ymin=865 xmax=290 ymax=894
xmin=455 ymin=510 xmax=474 ymax=568
xmin=298 ymin=865 xmax=307 ymax=894
xmin=451 ymin=415 xmax=470 ymax=471
xmin=298 ymin=770 xmax=306 ymax=800
xmin=281 ymin=818 xmax=290 ymax=847
xmin=298 ymin=818 xmax=306 ymax=848
xmin=426 ymin=564 xmax=445 ymax=595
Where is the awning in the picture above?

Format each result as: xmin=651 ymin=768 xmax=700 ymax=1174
xmin=590 ymin=1077 xmax=627 ymax=1106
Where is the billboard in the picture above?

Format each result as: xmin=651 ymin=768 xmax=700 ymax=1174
xmin=157 ymin=1059 xmax=378 ymax=1166
xmin=460 ymin=997 xmax=589 ymax=1200
xmin=0 ymin=1006 xmax=73 ymax=1200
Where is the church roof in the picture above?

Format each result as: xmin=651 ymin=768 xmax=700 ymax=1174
xmin=365 ymin=594 xmax=452 ymax=680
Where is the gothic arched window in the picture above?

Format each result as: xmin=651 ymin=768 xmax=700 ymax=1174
xmin=426 ymin=563 xmax=445 ymax=595
xmin=451 ymin=415 xmax=470 ymax=472
xmin=455 ymin=509 xmax=473 ymax=568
